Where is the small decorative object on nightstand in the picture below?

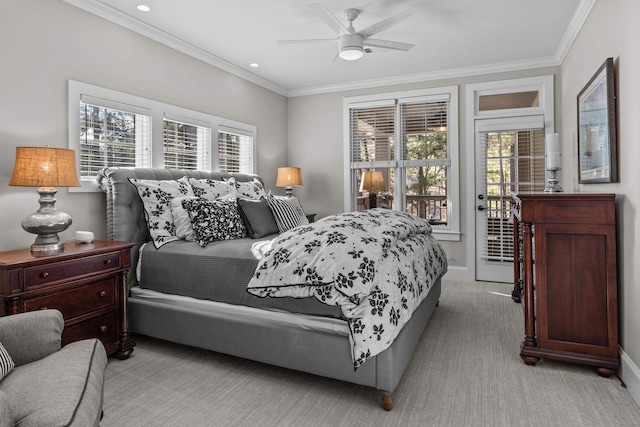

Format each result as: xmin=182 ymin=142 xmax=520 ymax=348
xmin=9 ymin=147 xmax=81 ymax=255
xmin=276 ymin=167 xmax=303 ymax=197
xmin=0 ymin=240 xmax=135 ymax=359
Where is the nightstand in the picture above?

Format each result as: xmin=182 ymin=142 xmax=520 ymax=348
xmin=0 ymin=240 xmax=135 ymax=359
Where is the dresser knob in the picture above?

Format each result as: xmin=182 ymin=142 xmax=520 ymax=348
xmin=98 ymin=290 xmax=107 ymax=297
xmin=99 ymin=326 xmax=108 ymax=333
xmin=104 ymin=259 xmax=112 ymax=265
xmin=40 ymin=272 xmax=49 ymax=278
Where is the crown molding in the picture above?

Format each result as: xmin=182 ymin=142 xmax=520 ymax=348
xmin=554 ymin=0 xmax=597 ymax=63
xmin=287 ymin=56 xmax=560 ymax=97
xmin=61 ymin=0 xmax=289 ymax=97
xmin=63 ymin=0 xmax=592 ymax=99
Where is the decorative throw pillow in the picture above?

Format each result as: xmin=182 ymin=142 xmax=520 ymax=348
xmin=182 ymin=198 xmax=247 ymax=247
xmin=129 ymin=177 xmax=194 ymax=248
xmin=0 ymin=342 xmax=15 ymax=381
xmin=233 ymin=178 xmax=267 ymax=200
xmin=170 ymin=196 xmax=198 ymax=241
xmin=266 ymin=194 xmax=309 ymax=233
xmin=188 ymin=178 xmax=236 ymax=200
xmin=237 ymin=198 xmax=279 ymax=239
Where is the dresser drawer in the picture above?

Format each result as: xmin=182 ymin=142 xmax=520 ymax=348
xmin=25 ymin=252 xmax=121 ymax=289
xmin=23 ymin=277 xmax=116 ymax=319
xmin=62 ymin=311 xmax=117 ymax=346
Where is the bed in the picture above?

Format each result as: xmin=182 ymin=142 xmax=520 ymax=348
xmin=97 ymin=167 xmax=447 ymax=410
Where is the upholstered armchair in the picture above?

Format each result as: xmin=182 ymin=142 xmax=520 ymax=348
xmin=0 ymin=310 xmax=107 ymax=426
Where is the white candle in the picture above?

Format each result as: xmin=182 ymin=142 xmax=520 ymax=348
xmin=547 ymin=152 xmax=561 ymax=170
xmin=545 ymin=133 xmax=561 ymax=170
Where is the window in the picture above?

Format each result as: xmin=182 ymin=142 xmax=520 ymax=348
xmin=69 ymin=80 xmax=256 ymax=191
xmin=79 ymin=102 xmax=151 ymax=179
xmin=344 ymin=87 xmax=460 ymax=241
xmin=163 ymin=119 xmax=210 ymax=170
xmin=218 ymin=127 xmax=254 ymax=174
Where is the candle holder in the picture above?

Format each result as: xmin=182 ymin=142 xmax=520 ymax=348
xmin=545 ymin=169 xmax=563 ymax=193
xmin=544 ymin=133 xmax=563 ymax=193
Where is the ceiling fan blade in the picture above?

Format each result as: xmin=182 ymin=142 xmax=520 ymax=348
xmin=277 ymin=38 xmax=337 ymax=45
xmin=358 ymin=8 xmax=417 ymax=39
xmin=363 ymin=38 xmax=415 ymax=51
xmin=309 ymin=3 xmax=350 ymax=34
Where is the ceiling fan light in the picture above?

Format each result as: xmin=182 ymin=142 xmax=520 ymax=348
xmin=339 ymin=46 xmax=364 ymax=61
xmin=338 ymin=33 xmax=365 ymax=61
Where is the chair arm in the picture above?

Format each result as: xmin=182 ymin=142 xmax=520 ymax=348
xmin=0 ymin=310 xmax=63 ymax=367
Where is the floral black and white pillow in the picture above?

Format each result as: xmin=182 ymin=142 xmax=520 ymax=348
xmin=182 ymin=198 xmax=247 ymax=247
xmin=233 ymin=178 xmax=266 ymax=200
xmin=129 ymin=177 xmax=194 ymax=248
xmin=188 ymin=178 xmax=236 ymax=200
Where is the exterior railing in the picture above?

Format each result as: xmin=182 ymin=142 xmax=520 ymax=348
xmin=406 ymin=195 xmax=447 ymax=224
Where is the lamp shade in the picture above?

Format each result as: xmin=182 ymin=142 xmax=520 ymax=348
xmin=10 ymin=147 xmax=80 ymax=188
xmin=360 ymin=170 xmax=385 ymax=193
xmin=276 ymin=167 xmax=303 ymax=187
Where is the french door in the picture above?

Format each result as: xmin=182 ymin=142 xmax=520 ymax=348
xmin=474 ymin=116 xmax=545 ymax=282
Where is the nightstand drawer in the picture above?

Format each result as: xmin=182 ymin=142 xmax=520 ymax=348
xmin=62 ymin=311 xmax=117 ymax=346
xmin=24 ymin=277 xmax=116 ymax=319
xmin=25 ymin=252 xmax=121 ymax=289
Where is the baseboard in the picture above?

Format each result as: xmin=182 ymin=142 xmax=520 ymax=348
xmin=620 ymin=347 xmax=640 ymax=407
xmin=442 ymin=265 xmax=470 ymax=282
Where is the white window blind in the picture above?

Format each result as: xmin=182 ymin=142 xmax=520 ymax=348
xmin=79 ymin=102 xmax=151 ymax=179
xmin=218 ymin=128 xmax=254 ymax=174
xmin=163 ymin=119 xmax=210 ymax=170
xmin=349 ymin=105 xmax=396 ymax=168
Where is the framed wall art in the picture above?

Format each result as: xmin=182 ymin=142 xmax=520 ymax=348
xmin=577 ymin=57 xmax=617 ymax=183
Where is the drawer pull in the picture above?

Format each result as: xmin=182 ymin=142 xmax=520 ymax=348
xmin=104 ymin=260 xmax=112 ymax=265
xmin=99 ymin=325 xmax=108 ymax=333
xmin=98 ymin=290 xmax=107 ymax=297
xmin=40 ymin=272 xmax=49 ymax=278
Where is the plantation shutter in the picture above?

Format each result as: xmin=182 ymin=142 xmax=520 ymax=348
xmin=163 ymin=118 xmax=211 ymax=170
xmin=218 ymin=126 xmax=254 ymax=174
xmin=79 ymin=100 xmax=151 ymax=179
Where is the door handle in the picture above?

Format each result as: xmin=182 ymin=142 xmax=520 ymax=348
xmin=478 ymin=194 xmax=485 ymax=200
xmin=477 ymin=205 xmax=485 ymax=211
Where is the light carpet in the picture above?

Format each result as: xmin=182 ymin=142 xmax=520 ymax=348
xmin=101 ymin=280 xmax=640 ymax=426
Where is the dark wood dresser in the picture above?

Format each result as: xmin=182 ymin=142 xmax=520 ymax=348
xmin=0 ymin=239 xmax=135 ymax=359
xmin=512 ymin=193 xmax=618 ymax=376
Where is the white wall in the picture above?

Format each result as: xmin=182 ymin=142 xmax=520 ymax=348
xmin=560 ymin=0 xmax=640 ymax=401
xmin=0 ymin=0 xmax=287 ymax=251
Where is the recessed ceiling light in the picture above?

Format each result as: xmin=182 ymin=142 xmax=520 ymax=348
xmin=137 ymin=5 xmax=151 ymax=12
xmin=250 ymin=63 xmax=259 ymax=68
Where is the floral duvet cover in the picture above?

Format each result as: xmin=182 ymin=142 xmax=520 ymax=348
xmin=247 ymin=209 xmax=447 ymax=368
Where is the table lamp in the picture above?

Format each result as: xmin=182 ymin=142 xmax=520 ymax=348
xmin=9 ymin=147 xmax=81 ymax=254
xmin=360 ymin=170 xmax=385 ymax=209
xmin=276 ymin=167 xmax=303 ymax=197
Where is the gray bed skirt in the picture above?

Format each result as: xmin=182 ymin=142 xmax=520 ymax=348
xmin=128 ymin=278 xmax=442 ymax=393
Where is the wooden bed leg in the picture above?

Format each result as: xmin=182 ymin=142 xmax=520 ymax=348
xmin=381 ymin=393 xmax=393 ymax=411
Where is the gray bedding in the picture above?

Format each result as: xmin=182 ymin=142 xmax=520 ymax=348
xmin=139 ymin=237 xmax=345 ymax=319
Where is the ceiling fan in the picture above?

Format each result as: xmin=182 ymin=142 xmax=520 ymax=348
xmin=278 ymin=3 xmax=417 ymax=61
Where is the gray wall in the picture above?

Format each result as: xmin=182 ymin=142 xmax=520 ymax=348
xmin=0 ymin=0 xmax=287 ymax=250
xmin=559 ymin=0 xmax=640 ymax=396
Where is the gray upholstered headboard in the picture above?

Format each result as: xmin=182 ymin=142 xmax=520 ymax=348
xmin=97 ymin=167 xmax=264 ymax=288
